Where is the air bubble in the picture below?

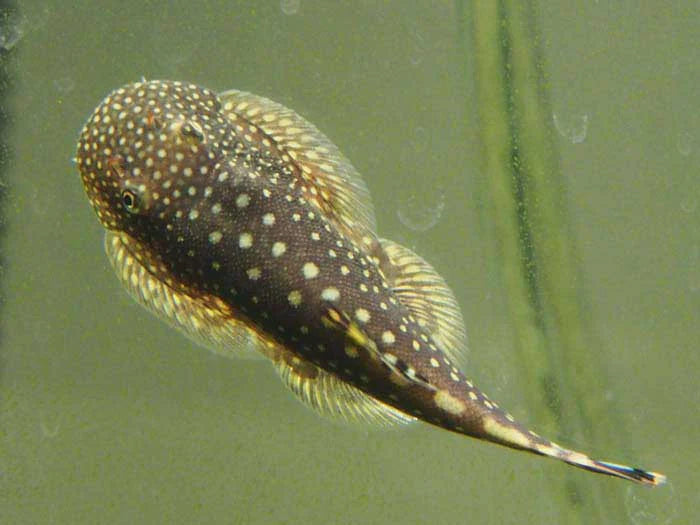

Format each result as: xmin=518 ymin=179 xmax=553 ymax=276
xmin=680 ymin=196 xmax=696 ymax=214
xmin=552 ymin=112 xmax=589 ymax=144
xmin=39 ymin=415 xmax=60 ymax=439
xmin=689 ymin=245 xmax=700 ymax=293
xmin=408 ymin=28 xmax=425 ymax=66
xmin=410 ymin=126 xmax=429 ymax=153
xmin=280 ymin=0 xmax=300 ymax=15
xmin=53 ymin=77 xmax=75 ymax=94
xmin=676 ymin=131 xmax=693 ymax=156
xmin=397 ymin=189 xmax=445 ymax=232
xmin=624 ymin=480 xmax=677 ymax=525
xmin=689 ymin=271 xmax=700 ymax=293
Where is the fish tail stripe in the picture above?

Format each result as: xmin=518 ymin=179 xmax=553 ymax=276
xmin=481 ymin=412 xmax=667 ymax=486
xmin=556 ymin=451 xmax=667 ymax=487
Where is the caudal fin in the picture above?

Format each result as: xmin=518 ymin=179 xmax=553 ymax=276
xmin=479 ymin=413 xmax=666 ymax=486
xmin=556 ymin=450 xmax=667 ymax=487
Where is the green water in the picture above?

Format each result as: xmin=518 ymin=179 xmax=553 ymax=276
xmin=1 ymin=2 xmax=697 ymax=524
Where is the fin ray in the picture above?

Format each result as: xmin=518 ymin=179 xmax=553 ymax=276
xmin=219 ymin=89 xmax=377 ymax=245
xmin=273 ymin=349 xmax=415 ymax=427
xmin=105 ymin=232 xmax=278 ymax=360
xmin=379 ymin=239 xmax=468 ymax=370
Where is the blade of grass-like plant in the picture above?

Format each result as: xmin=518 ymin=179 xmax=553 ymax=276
xmin=461 ymin=1 xmax=633 ymax=522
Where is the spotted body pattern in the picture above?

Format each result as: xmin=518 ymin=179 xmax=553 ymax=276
xmin=76 ymin=80 xmax=665 ymax=486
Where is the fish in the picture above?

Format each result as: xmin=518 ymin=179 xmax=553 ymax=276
xmin=75 ymin=80 xmax=666 ymax=486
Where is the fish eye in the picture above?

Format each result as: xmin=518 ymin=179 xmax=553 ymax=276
xmin=121 ymin=189 xmax=138 ymax=212
xmin=120 ymin=183 xmax=152 ymax=214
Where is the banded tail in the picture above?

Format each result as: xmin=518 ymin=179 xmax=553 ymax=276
xmin=479 ymin=411 xmax=667 ymax=486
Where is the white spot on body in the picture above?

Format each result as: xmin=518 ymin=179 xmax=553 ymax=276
xmin=381 ymin=331 xmax=395 ymax=345
xmin=239 ymin=233 xmax=253 ymax=249
xmin=208 ymin=231 xmax=223 ymax=244
xmin=262 ymin=213 xmax=276 ymax=226
xmin=355 ymin=308 xmax=370 ymax=323
xmin=302 ymin=262 xmax=319 ymax=279
xmin=271 ymin=242 xmax=287 ymax=257
xmin=236 ymin=193 xmax=250 ymax=208
xmin=321 ymin=287 xmax=340 ymax=302
xmin=288 ymin=290 xmax=302 ymax=307
xmin=247 ymin=267 xmax=261 ymax=280
xmin=434 ymin=390 xmax=466 ymax=415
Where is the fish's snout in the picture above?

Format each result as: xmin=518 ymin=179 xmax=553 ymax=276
xmin=75 ymin=80 xmax=223 ymax=232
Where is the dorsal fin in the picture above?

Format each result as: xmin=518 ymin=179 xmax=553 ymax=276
xmin=378 ymin=238 xmax=469 ymax=370
xmin=104 ymin=231 xmax=278 ymax=361
xmin=273 ymin=348 xmax=415 ymax=427
xmin=218 ymin=89 xmax=377 ymax=244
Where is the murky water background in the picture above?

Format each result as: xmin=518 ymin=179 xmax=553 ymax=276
xmin=1 ymin=2 xmax=697 ymax=524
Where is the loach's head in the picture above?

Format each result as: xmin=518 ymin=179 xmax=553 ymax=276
xmin=75 ymin=80 xmax=228 ymax=238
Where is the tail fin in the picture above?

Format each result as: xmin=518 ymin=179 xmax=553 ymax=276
xmin=480 ymin=414 xmax=666 ymax=486
xmin=554 ymin=449 xmax=667 ymax=487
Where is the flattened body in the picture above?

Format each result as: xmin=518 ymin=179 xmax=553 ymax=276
xmin=76 ymin=80 xmax=665 ymax=486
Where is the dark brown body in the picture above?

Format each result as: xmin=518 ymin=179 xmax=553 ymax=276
xmin=76 ymin=80 xmax=665 ymax=486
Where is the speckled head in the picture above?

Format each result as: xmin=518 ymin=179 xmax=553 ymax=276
xmin=75 ymin=80 xmax=227 ymax=236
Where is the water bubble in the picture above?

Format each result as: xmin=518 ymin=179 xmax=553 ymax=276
xmin=624 ymin=480 xmax=677 ymax=525
xmin=39 ymin=416 xmax=60 ymax=439
xmin=397 ymin=189 xmax=446 ymax=232
xmin=552 ymin=112 xmax=589 ymax=144
xmin=53 ymin=77 xmax=75 ymax=94
xmin=280 ymin=0 xmax=300 ymax=15
xmin=408 ymin=29 xmax=425 ymax=66
xmin=676 ymin=131 xmax=693 ymax=156
xmin=409 ymin=126 xmax=429 ymax=153
xmin=689 ymin=271 xmax=700 ymax=293
xmin=680 ymin=196 xmax=697 ymax=214
xmin=689 ymin=245 xmax=700 ymax=293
